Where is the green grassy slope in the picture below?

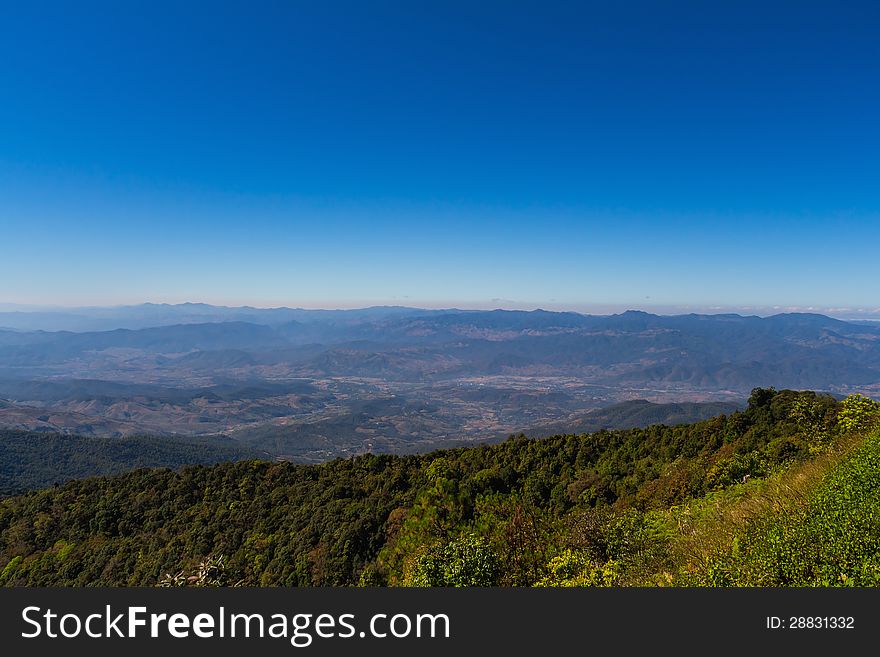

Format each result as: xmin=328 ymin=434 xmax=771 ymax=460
xmin=672 ymin=428 xmax=880 ymax=586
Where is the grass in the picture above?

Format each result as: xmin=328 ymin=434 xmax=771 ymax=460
xmin=658 ymin=429 xmax=880 ymax=586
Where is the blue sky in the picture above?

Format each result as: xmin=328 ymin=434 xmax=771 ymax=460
xmin=1 ymin=1 xmax=878 ymax=312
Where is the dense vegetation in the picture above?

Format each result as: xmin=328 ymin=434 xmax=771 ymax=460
xmin=0 ymin=431 xmax=260 ymax=496
xmin=679 ymin=427 xmax=880 ymax=585
xmin=0 ymin=389 xmax=877 ymax=587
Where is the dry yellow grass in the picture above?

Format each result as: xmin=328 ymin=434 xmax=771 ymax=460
xmin=660 ymin=432 xmax=866 ymax=582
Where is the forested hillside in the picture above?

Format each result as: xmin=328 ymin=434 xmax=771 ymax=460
xmin=1 ymin=388 xmax=878 ymax=587
xmin=0 ymin=431 xmax=261 ymax=496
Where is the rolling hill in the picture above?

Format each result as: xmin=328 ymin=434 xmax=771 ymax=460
xmin=0 ymin=430 xmax=263 ymax=497
xmin=528 ymin=399 xmax=744 ymax=436
xmin=1 ymin=388 xmax=877 ymax=587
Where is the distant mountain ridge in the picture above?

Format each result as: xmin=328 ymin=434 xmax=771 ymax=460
xmin=0 ymin=307 xmax=878 ymax=459
xmin=0 ymin=303 xmax=439 ymax=332
xmin=2 ymin=309 xmax=879 ymax=393
xmin=3 ymin=301 xmax=879 ymax=333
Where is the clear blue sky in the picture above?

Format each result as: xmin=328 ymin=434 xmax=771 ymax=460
xmin=1 ymin=1 xmax=878 ymax=312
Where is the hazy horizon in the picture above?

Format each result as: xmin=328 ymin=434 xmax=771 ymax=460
xmin=2 ymin=299 xmax=880 ymax=323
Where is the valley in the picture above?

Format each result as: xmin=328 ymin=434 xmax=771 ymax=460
xmin=1 ymin=305 xmax=878 ymax=462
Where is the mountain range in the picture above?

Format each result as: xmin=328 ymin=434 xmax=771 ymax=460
xmin=0 ymin=304 xmax=878 ymax=460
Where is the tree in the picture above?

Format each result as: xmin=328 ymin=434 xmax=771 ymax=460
xmin=838 ymin=394 xmax=880 ymax=434
xmin=407 ymin=533 xmax=499 ymax=587
xmin=158 ymin=554 xmax=242 ymax=587
xmin=790 ymin=394 xmax=830 ymax=452
xmin=536 ymin=549 xmax=619 ymax=587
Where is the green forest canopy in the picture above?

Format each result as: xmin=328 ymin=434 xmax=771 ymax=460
xmin=1 ymin=388 xmax=878 ymax=587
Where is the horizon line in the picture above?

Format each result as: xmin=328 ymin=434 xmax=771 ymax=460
xmin=2 ymin=300 xmax=880 ymax=322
